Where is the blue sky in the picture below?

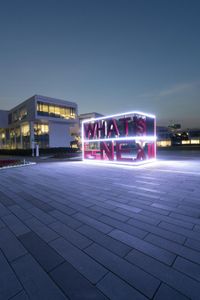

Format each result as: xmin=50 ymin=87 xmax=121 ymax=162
xmin=0 ymin=0 xmax=200 ymax=127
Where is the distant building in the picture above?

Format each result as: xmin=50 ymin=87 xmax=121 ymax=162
xmin=79 ymin=112 xmax=104 ymax=123
xmin=0 ymin=95 xmax=78 ymax=149
xmin=156 ymin=126 xmax=172 ymax=147
xmin=156 ymin=125 xmax=200 ymax=147
xmin=181 ymin=129 xmax=200 ymax=145
xmin=168 ymin=123 xmax=181 ymax=130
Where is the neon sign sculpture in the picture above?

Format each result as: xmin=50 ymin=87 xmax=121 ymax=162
xmin=82 ymin=111 xmax=156 ymax=164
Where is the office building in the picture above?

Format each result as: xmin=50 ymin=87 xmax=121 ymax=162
xmin=0 ymin=95 xmax=78 ymax=149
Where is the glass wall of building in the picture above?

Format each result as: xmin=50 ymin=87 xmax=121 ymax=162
xmin=0 ymin=130 xmax=6 ymax=148
xmin=37 ymin=101 xmax=76 ymax=119
xmin=8 ymin=106 xmax=28 ymax=125
xmin=21 ymin=123 xmax=30 ymax=149
xmin=0 ymin=124 xmax=30 ymax=149
xmin=34 ymin=123 xmax=49 ymax=148
xmin=10 ymin=128 xmax=20 ymax=148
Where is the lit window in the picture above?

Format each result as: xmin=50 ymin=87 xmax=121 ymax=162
xmin=43 ymin=104 xmax=49 ymax=113
xmin=34 ymin=124 xmax=49 ymax=135
xmin=182 ymin=140 xmax=190 ymax=145
xmin=21 ymin=124 xmax=30 ymax=136
xmin=49 ymin=105 xmax=55 ymax=114
xmin=157 ymin=140 xmax=171 ymax=147
xmin=55 ymin=106 xmax=60 ymax=115
xmin=1 ymin=132 xmax=5 ymax=139
xmin=60 ymin=107 xmax=65 ymax=118
xmin=37 ymin=101 xmax=76 ymax=119
xmin=191 ymin=139 xmax=200 ymax=144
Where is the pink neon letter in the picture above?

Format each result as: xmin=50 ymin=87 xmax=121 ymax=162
xmin=100 ymin=142 xmax=114 ymax=160
xmin=107 ymin=119 xmax=119 ymax=137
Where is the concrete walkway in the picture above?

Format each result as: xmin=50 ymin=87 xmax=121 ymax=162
xmin=0 ymin=156 xmax=200 ymax=299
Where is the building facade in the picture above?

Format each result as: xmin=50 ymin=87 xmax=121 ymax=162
xmin=156 ymin=126 xmax=172 ymax=147
xmin=0 ymin=95 xmax=78 ymax=149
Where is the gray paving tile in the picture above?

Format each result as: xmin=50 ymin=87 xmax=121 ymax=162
xmin=126 ymin=248 xmax=200 ymax=300
xmin=177 ymin=205 xmax=200 ymax=218
xmin=90 ymin=205 xmax=130 ymax=222
xmin=115 ymin=207 xmax=160 ymax=225
xmin=49 ymin=221 xmax=92 ymax=249
xmin=27 ymin=207 xmax=55 ymax=225
xmin=173 ymin=256 xmax=200 ymax=282
xmin=127 ymin=190 xmax=160 ymax=200
xmin=106 ymin=200 xmax=142 ymax=213
xmin=137 ymin=209 xmax=194 ymax=229
xmin=24 ymin=217 xmax=59 ymax=242
xmin=1 ymin=157 xmax=200 ymax=299
xmin=2 ymin=214 xmax=30 ymax=236
xmin=151 ymin=202 xmax=200 ymax=218
xmin=145 ymin=233 xmax=200 ymax=265
xmin=194 ymin=224 xmax=200 ymax=232
xmin=184 ymin=238 xmax=200 ymax=252
xmin=73 ymin=212 xmax=113 ymax=233
xmin=49 ymin=210 xmax=82 ymax=229
xmin=128 ymin=218 xmax=185 ymax=244
xmin=78 ymin=224 xmax=131 ymax=257
xmin=50 ymin=237 xmax=107 ymax=284
xmin=9 ymin=205 xmax=33 ymax=221
xmin=0 ymin=250 xmax=22 ymax=300
xmin=154 ymin=283 xmax=189 ymax=300
xmin=98 ymin=215 xmax=147 ymax=238
xmin=169 ymin=212 xmax=200 ymax=226
xmin=12 ymin=254 xmax=67 ymax=300
xmin=0 ymin=192 xmax=15 ymax=207
xmin=18 ymin=231 xmax=65 ymax=272
xmin=97 ymin=272 xmax=147 ymax=300
xmin=0 ymin=202 xmax=11 ymax=217
xmin=159 ymin=221 xmax=200 ymax=242
xmin=50 ymin=261 xmax=108 ymax=300
xmin=85 ymin=243 xmax=160 ymax=298
xmin=48 ymin=201 xmax=77 ymax=215
xmin=0 ymin=218 xmax=5 ymax=229
xmin=0 ymin=227 xmax=27 ymax=262
xmin=127 ymin=198 xmax=171 ymax=216
xmin=10 ymin=291 xmax=29 ymax=300
xmin=109 ymin=229 xmax=176 ymax=265
xmin=60 ymin=199 xmax=103 ymax=219
xmin=17 ymin=192 xmax=55 ymax=212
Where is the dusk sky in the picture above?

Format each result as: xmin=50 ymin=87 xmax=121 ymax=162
xmin=0 ymin=0 xmax=200 ymax=128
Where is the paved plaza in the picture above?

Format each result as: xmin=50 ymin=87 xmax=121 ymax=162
xmin=0 ymin=153 xmax=200 ymax=299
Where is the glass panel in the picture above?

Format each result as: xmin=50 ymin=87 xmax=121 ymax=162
xmin=55 ymin=106 xmax=60 ymax=116
xmin=21 ymin=124 xmax=30 ymax=136
xmin=34 ymin=124 xmax=49 ymax=135
xmin=49 ymin=106 xmax=55 ymax=117
xmin=60 ymin=107 xmax=65 ymax=118
xmin=43 ymin=104 xmax=49 ymax=113
xmin=13 ymin=111 xmax=19 ymax=122
xmin=36 ymin=101 xmax=76 ymax=119
xmin=34 ymin=123 xmax=49 ymax=148
xmin=64 ymin=108 xmax=70 ymax=119
xmin=8 ymin=113 xmax=12 ymax=124
xmin=19 ymin=107 xmax=27 ymax=120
